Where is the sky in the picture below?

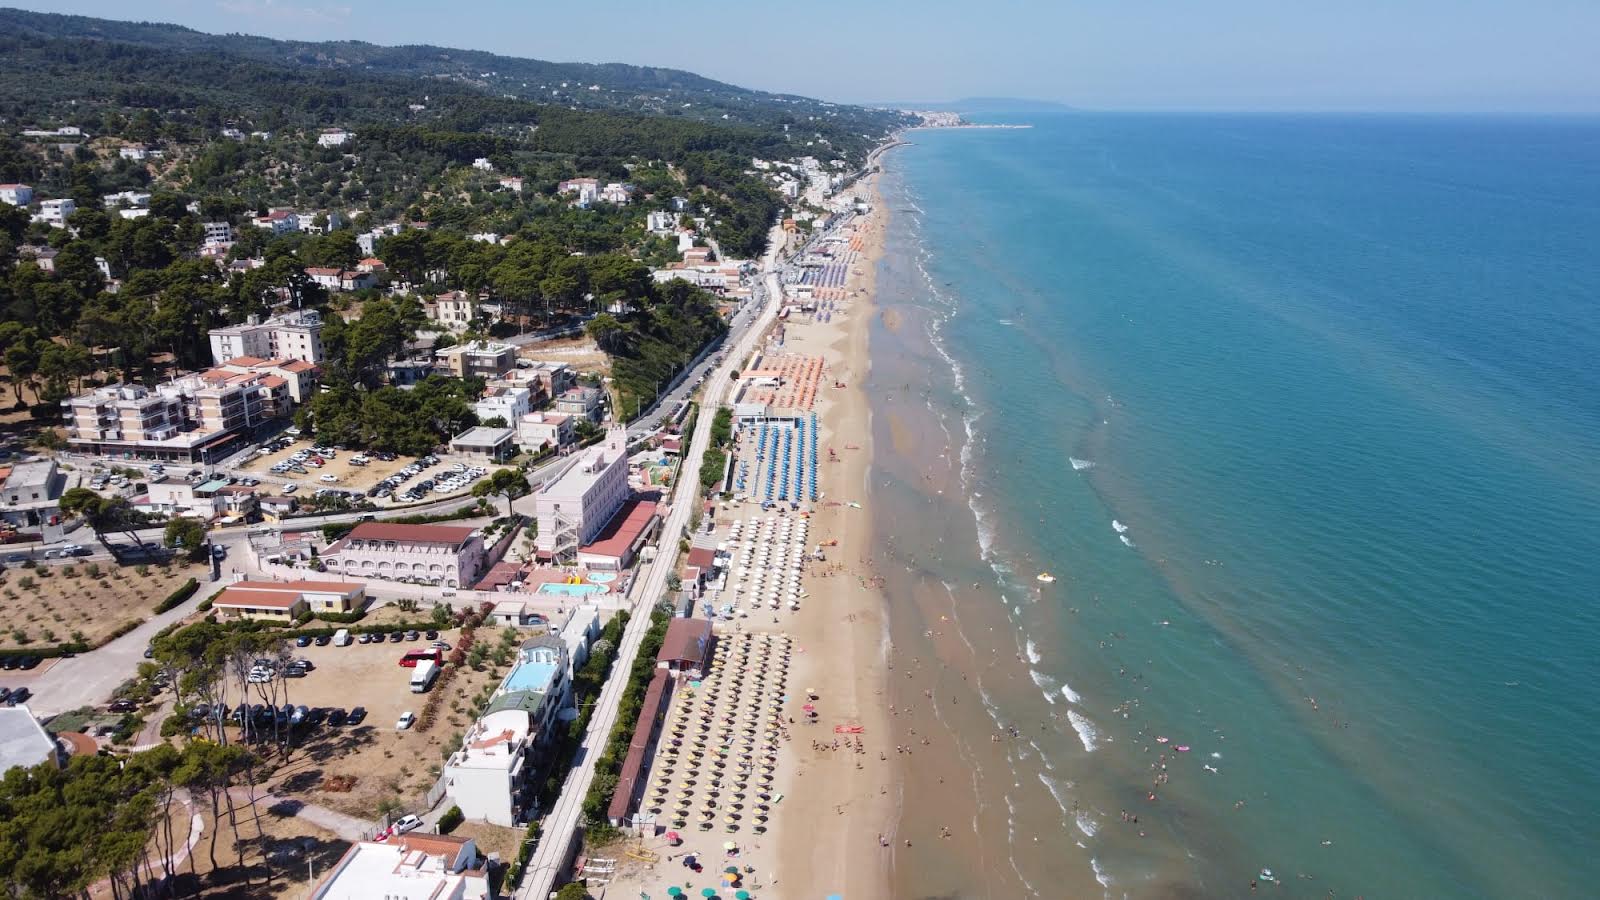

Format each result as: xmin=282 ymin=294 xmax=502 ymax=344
xmin=14 ymin=0 xmax=1600 ymax=112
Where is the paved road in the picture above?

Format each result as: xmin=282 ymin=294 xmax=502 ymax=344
xmin=515 ymin=232 xmax=787 ymax=900
xmin=26 ymin=580 xmax=220 ymax=717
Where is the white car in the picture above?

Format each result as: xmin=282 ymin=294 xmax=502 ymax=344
xmin=392 ymin=814 xmax=423 ymax=834
xmin=281 ymin=484 xmax=298 ymax=494
xmin=396 ymin=711 xmax=416 ymax=730
xmin=319 ymin=474 xmax=338 ymax=483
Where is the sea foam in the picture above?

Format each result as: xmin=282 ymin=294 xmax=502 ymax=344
xmin=1029 ymin=669 xmax=1057 ymax=704
xmin=1068 ymin=710 xmax=1102 ymax=752
xmin=1070 ymin=457 xmax=1095 ymax=471
xmin=1119 ymin=534 xmax=1136 ymax=548
xmin=1060 ymin=681 xmax=1083 ymax=705
xmin=1111 ymin=519 xmax=1129 ymax=534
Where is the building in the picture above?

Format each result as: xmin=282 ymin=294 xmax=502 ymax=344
xmin=471 ymin=157 xmax=494 ymax=171
xmin=554 ymin=385 xmax=605 ymax=423
xmin=0 ymin=707 xmax=63 ymax=775
xmin=0 ymin=184 xmax=33 ymax=206
xmin=0 ymin=460 xmax=64 ymax=538
xmin=208 ymin=310 xmax=324 ymax=366
xmin=35 ymin=198 xmax=75 ymax=227
xmin=449 ymin=426 xmax=517 ymax=463
xmin=61 ymin=375 xmax=284 ymax=462
xmin=557 ymin=178 xmax=599 ymax=207
xmin=599 ymin=182 xmax=632 ymax=204
xmin=605 ymin=668 xmax=672 ymax=827
xmin=304 ymin=266 xmax=374 ymax=292
xmin=515 ymin=411 xmax=574 ymax=454
xmin=101 ymin=190 xmax=151 ymax=210
xmin=645 ymin=210 xmax=677 ymax=234
xmin=533 ymin=427 xmax=629 ymax=563
xmin=215 ymin=579 xmax=366 ymax=620
xmin=216 ymin=356 xmax=319 ymax=404
xmin=436 ymin=341 xmax=517 ymax=379
xmin=472 ymin=383 xmax=532 ymax=425
xmin=427 ymin=290 xmax=479 ymax=331
xmin=251 ymin=209 xmax=299 ymax=234
xmin=385 ymin=357 xmax=436 ymax=386
xmin=202 ymin=221 xmax=234 ymax=244
xmin=118 ymin=145 xmax=149 ymax=161
xmin=518 ymin=360 xmax=576 ymax=402
xmin=321 ymin=522 xmax=486 ymax=588
xmin=143 ymin=477 xmax=225 ymax=520
xmin=210 ymin=588 xmax=309 ymax=622
xmin=316 ymin=128 xmax=353 ymax=147
xmin=558 ymin=604 xmax=602 ymax=674
xmin=577 ymin=496 xmax=659 ymax=571
xmin=657 ymin=617 xmax=714 ymax=677
xmin=310 ymin=834 xmax=488 ymax=900
xmin=443 ymin=635 xmax=570 ymax=826
xmin=499 ymin=176 xmax=523 ymax=192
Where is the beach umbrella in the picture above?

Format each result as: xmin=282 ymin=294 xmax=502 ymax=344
xmin=724 ymin=841 xmax=738 ymax=851
xmin=702 ymin=890 xmax=717 ymax=898
xmin=667 ymin=888 xmax=683 ymax=898
xmin=736 ymin=892 xmax=752 ymax=900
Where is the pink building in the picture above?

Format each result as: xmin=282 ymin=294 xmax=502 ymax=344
xmin=321 ymin=523 xmax=486 ymax=588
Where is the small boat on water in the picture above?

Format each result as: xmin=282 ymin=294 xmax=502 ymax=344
xmin=1036 ymin=572 xmax=1057 ymax=584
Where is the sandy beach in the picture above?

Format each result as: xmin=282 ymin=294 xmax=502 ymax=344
xmin=596 ymin=168 xmax=899 ymax=900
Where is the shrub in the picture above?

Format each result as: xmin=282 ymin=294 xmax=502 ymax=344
xmin=16 ymin=576 xmax=35 ymax=591
xmin=437 ymin=805 xmax=464 ymax=834
xmin=154 ymin=578 xmax=200 ymax=613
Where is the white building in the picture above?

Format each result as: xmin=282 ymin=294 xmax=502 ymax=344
xmin=251 ymin=210 xmax=299 ymax=234
xmin=316 ymin=128 xmax=353 ymax=147
xmin=320 ymin=522 xmax=487 ymax=588
xmin=0 ymin=707 xmax=63 ymax=775
xmin=202 ymin=221 xmax=234 ymax=244
xmin=515 ymin=411 xmax=574 ymax=454
xmin=310 ymin=834 xmax=488 ymax=900
xmin=428 ymin=291 xmax=479 ymax=332
xmin=559 ymin=603 xmax=602 ymax=675
xmin=207 ymin=310 xmax=324 ymax=366
xmin=443 ymin=635 xmax=569 ymax=826
xmin=357 ymin=222 xmax=402 ymax=255
xmin=557 ymin=177 xmax=599 ymax=207
xmin=534 ymin=427 xmax=629 ymax=563
xmin=646 ymin=210 xmax=677 ymax=234
xmin=35 ymin=198 xmax=75 ymax=227
xmin=499 ymin=176 xmax=524 ymax=193
xmin=472 ymin=157 xmax=494 ymax=171
xmin=472 ymin=384 xmax=532 ymax=425
xmin=0 ymin=184 xmax=32 ymax=206
xmin=118 ymin=145 xmax=149 ymax=161
xmin=600 ymin=182 xmax=632 ymax=204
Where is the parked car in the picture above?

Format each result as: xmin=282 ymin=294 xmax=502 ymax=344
xmin=327 ymin=708 xmax=348 ymax=726
xmin=395 ymin=711 xmax=416 ymax=731
xmin=18 ymin=656 xmax=38 ymax=670
xmin=295 ymin=635 xmax=312 ymax=647
xmin=0 ymin=688 xmax=12 ymax=703
xmin=388 ymin=631 xmax=404 ymax=643
xmin=430 ymin=641 xmax=452 ymax=651
xmin=347 ymin=706 xmax=367 ymax=725
xmin=7 ymin=687 xmax=30 ymax=705
xmin=404 ymin=630 xmax=420 ymax=641
xmin=392 ymin=814 xmax=423 ymax=834
xmin=425 ymin=630 xmax=439 ymax=640
xmin=282 ymin=484 xmax=298 ymax=495
xmin=314 ymin=634 xmax=332 ymax=646
xmin=0 ymin=657 xmax=20 ymax=670
xmin=357 ymin=632 xmax=373 ymax=644
xmin=108 ymin=699 xmax=138 ymax=713
xmin=318 ymin=474 xmax=338 ymax=483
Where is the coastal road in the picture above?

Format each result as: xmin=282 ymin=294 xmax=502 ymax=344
xmin=516 ymin=231 xmax=786 ymax=900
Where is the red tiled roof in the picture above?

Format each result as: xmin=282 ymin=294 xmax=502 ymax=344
xmin=279 ymin=360 xmax=316 ymax=373
xmin=231 ymin=579 xmax=361 ymax=595
xmin=213 ymin=588 xmax=303 ymax=609
xmin=346 ymin=522 xmax=477 ymax=546
xmin=579 ymin=498 xmax=658 ymax=560
xmin=224 ymin=356 xmax=268 ymax=367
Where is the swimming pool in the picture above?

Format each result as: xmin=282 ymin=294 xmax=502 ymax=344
xmin=537 ymin=582 xmax=607 ymax=597
xmin=587 ymin=572 xmax=618 ymax=584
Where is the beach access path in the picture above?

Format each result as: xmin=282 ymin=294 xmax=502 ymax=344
xmin=514 ymin=231 xmax=787 ymax=900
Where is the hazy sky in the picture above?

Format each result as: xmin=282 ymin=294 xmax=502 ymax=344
xmin=16 ymin=0 xmax=1600 ymax=112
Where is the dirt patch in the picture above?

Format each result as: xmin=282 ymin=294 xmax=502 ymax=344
xmin=451 ymin=820 xmax=525 ymax=866
xmin=0 ymin=559 xmax=205 ymax=648
xmin=520 ymin=335 xmax=610 ymax=373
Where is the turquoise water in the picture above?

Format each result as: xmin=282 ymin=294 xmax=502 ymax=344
xmin=877 ymin=114 xmax=1600 ymax=897
xmin=587 ymin=572 xmax=618 ymax=584
xmin=537 ymin=582 xmax=607 ymax=596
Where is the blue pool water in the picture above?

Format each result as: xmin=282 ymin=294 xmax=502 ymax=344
xmin=537 ymin=582 xmax=607 ymax=597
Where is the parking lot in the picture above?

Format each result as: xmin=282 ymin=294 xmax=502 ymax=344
xmin=238 ymin=440 xmax=490 ymax=506
xmin=219 ymin=626 xmax=516 ymax=819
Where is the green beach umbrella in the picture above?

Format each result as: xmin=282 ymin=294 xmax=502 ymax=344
xmin=667 ymin=890 xmax=683 ymax=898
xmin=736 ymin=892 xmax=752 ymax=900
xmin=724 ymin=866 xmax=740 ymax=874
xmin=701 ymin=890 xmax=718 ymax=898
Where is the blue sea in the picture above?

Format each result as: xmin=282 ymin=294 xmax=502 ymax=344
xmin=867 ymin=113 xmax=1600 ymax=898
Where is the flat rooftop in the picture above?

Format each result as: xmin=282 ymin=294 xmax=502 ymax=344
xmin=0 ymin=707 xmax=58 ymax=775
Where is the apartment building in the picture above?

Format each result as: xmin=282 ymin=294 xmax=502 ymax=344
xmin=207 ymin=310 xmax=324 ymax=366
xmin=515 ymin=411 xmax=574 ymax=454
xmin=435 ymin=341 xmax=517 ymax=379
xmin=533 ymin=427 xmax=629 ymax=564
xmin=443 ymin=635 xmax=569 ymax=826
xmin=62 ymin=370 xmax=292 ymax=461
